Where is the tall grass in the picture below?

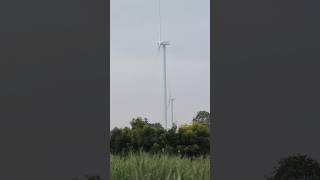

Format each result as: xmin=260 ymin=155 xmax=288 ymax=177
xmin=110 ymin=152 xmax=210 ymax=180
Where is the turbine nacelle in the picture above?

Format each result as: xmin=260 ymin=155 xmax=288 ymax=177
xmin=158 ymin=40 xmax=170 ymax=47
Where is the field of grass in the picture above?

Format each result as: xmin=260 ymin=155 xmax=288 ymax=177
xmin=110 ymin=153 xmax=210 ymax=180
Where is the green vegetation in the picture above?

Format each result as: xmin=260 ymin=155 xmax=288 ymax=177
xmin=110 ymin=111 xmax=211 ymax=180
xmin=266 ymin=154 xmax=320 ymax=180
xmin=110 ymin=152 xmax=210 ymax=180
xmin=110 ymin=111 xmax=211 ymax=158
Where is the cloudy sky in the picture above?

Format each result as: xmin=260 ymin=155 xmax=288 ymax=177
xmin=110 ymin=0 xmax=210 ymax=129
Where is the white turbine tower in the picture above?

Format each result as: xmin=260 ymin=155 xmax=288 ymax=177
xmin=169 ymin=97 xmax=175 ymax=127
xmin=157 ymin=0 xmax=170 ymax=129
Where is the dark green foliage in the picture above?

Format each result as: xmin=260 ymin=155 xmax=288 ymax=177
xmin=130 ymin=117 xmax=148 ymax=129
xmin=110 ymin=115 xmax=210 ymax=158
xmin=110 ymin=127 xmax=132 ymax=154
xmin=266 ymin=154 xmax=320 ymax=180
xmin=148 ymin=122 xmax=163 ymax=129
xmin=192 ymin=111 xmax=210 ymax=125
xmin=177 ymin=123 xmax=210 ymax=158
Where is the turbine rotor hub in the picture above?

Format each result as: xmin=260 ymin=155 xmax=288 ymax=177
xmin=158 ymin=41 xmax=170 ymax=46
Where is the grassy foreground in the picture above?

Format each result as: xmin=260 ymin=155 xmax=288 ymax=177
xmin=110 ymin=153 xmax=210 ymax=180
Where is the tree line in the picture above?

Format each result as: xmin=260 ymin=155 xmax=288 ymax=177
xmin=266 ymin=154 xmax=320 ymax=180
xmin=110 ymin=111 xmax=211 ymax=158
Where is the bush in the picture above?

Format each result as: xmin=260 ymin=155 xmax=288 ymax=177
xmin=266 ymin=154 xmax=320 ymax=180
xmin=110 ymin=117 xmax=210 ymax=158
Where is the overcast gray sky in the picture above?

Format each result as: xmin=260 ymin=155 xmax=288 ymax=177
xmin=110 ymin=0 xmax=210 ymax=129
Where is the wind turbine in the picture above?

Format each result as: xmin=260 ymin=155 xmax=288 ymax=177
xmin=169 ymin=97 xmax=175 ymax=127
xmin=157 ymin=0 xmax=170 ymax=129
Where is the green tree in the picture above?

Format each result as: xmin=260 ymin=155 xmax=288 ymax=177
xmin=147 ymin=122 xmax=164 ymax=129
xmin=110 ymin=127 xmax=132 ymax=154
xmin=192 ymin=111 xmax=210 ymax=125
xmin=266 ymin=154 xmax=320 ymax=180
xmin=110 ymin=115 xmax=211 ymax=157
xmin=177 ymin=122 xmax=210 ymax=158
xmin=129 ymin=117 xmax=165 ymax=152
xmin=130 ymin=117 xmax=148 ymax=129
